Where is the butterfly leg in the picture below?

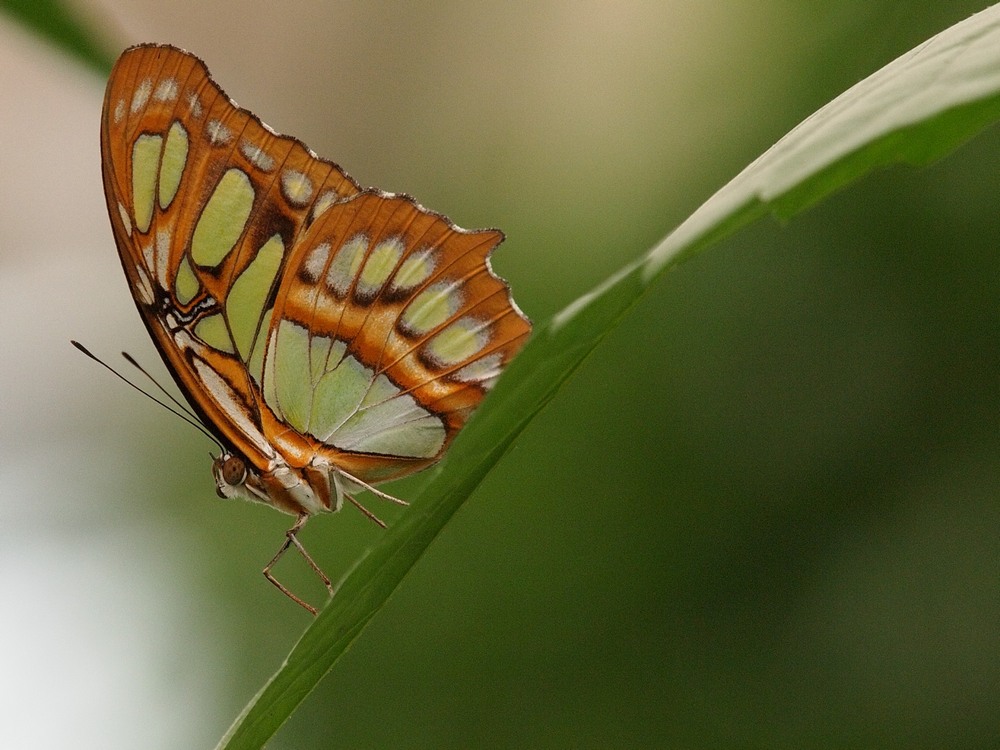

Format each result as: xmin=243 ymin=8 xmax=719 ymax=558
xmin=332 ymin=469 xmax=398 ymax=527
xmin=345 ymin=492 xmax=387 ymax=528
xmin=262 ymin=513 xmax=334 ymax=615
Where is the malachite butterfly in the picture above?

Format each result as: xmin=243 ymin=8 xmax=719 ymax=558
xmin=100 ymin=43 xmax=531 ymax=612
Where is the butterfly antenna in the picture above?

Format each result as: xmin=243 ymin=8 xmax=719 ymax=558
xmin=119 ymin=349 xmax=199 ymax=422
xmin=70 ymin=340 xmax=221 ymax=449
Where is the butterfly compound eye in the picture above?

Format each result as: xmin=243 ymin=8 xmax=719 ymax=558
xmin=222 ymin=456 xmax=247 ymax=486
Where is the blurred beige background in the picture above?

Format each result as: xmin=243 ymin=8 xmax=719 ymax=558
xmin=3 ymin=2 xmax=1000 ymax=748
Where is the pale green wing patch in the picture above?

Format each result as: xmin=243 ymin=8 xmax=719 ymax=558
xmin=158 ymin=121 xmax=188 ymax=210
xmin=227 ymin=233 xmax=284 ymax=360
xmin=247 ymin=309 xmax=273 ymax=385
xmin=174 ymin=256 xmax=200 ymax=305
xmin=331 ymin=387 xmax=446 ymax=458
xmin=262 ymin=319 xmax=446 ymax=458
xmin=310 ymin=354 xmax=371 ymax=439
xmin=191 ymin=168 xmax=255 ymax=267
xmin=266 ymin=319 xmax=314 ymax=433
xmin=131 ymin=134 xmax=161 ymax=233
xmin=325 ymin=234 xmax=368 ymax=296
xmin=193 ymin=314 xmax=234 ymax=354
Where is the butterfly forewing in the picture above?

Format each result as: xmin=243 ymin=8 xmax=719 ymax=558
xmin=101 ymin=43 xmax=361 ymax=465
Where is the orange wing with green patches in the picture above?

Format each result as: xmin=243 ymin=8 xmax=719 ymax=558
xmin=101 ymin=43 xmax=360 ymax=468
xmin=101 ymin=43 xmax=531 ymax=491
xmin=256 ymin=192 xmax=532 ymax=484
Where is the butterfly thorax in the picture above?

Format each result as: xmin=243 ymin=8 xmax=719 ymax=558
xmin=212 ymin=450 xmax=345 ymax=516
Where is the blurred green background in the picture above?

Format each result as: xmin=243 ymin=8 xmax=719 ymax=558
xmin=2 ymin=2 xmax=1000 ymax=748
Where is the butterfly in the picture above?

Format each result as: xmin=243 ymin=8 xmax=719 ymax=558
xmin=99 ymin=43 xmax=531 ymax=613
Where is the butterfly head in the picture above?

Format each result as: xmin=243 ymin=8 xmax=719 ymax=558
xmin=211 ymin=449 xmax=334 ymax=516
xmin=212 ymin=452 xmax=250 ymax=500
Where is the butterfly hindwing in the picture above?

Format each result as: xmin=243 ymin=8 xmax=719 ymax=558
xmin=257 ymin=192 xmax=532 ymax=484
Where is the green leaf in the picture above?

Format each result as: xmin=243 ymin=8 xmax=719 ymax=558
xmin=0 ymin=0 xmax=113 ymax=73
xmin=209 ymin=4 xmax=1000 ymax=747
